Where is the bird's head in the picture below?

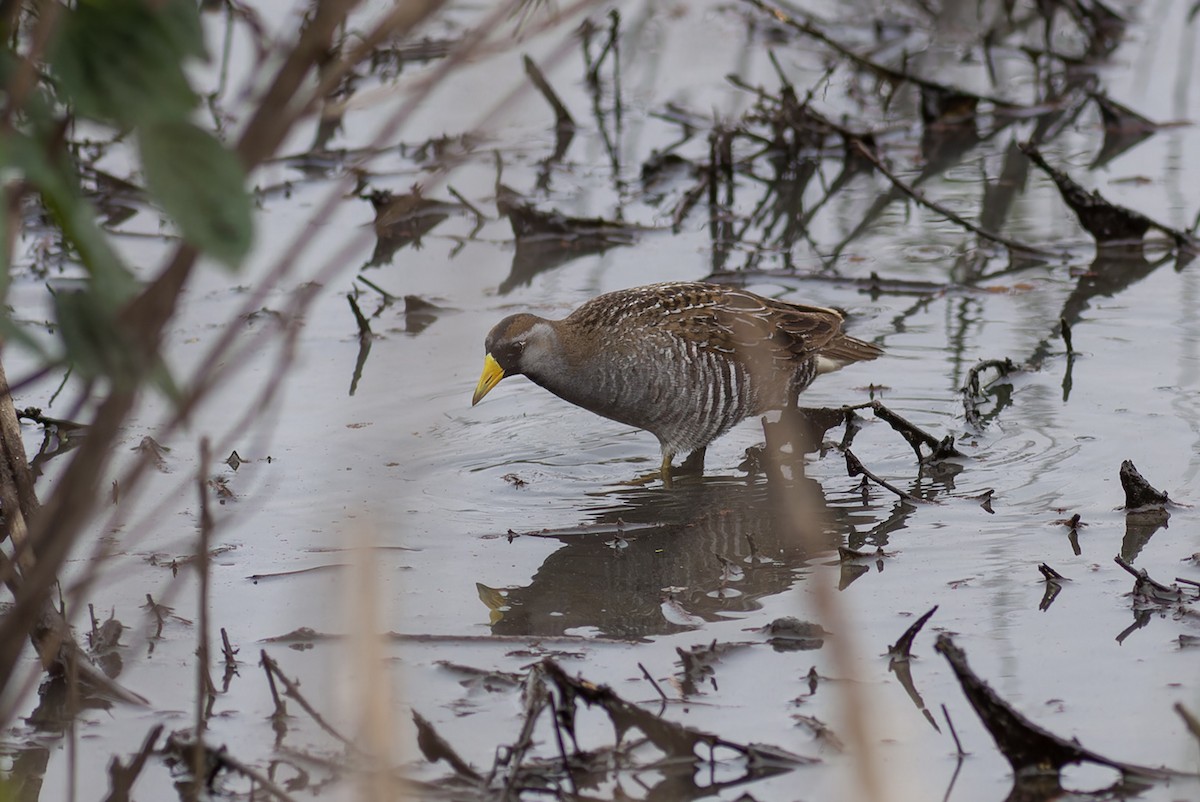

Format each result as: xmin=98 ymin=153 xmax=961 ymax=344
xmin=472 ymin=314 xmax=562 ymax=405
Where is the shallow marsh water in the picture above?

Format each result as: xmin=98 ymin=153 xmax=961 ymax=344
xmin=6 ymin=1 xmax=1200 ymax=800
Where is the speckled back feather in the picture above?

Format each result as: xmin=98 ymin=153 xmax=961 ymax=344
xmin=565 ymin=281 xmax=873 ymax=366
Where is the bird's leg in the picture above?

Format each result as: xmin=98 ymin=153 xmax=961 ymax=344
xmin=660 ymin=450 xmax=674 ymax=487
xmin=677 ymin=448 xmax=706 ymax=476
xmin=619 ymin=449 xmax=675 ymax=487
xmin=627 ymin=448 xmax=676 ymax=487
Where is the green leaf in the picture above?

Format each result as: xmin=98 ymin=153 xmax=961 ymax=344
xmin=50 ymin=0 xmax=205 ymax=127
xmin=51 ymin=287 xmax=142 ymax=387
xmin=138 ymin=121 xmax=254 ymax=267
xmin=153 ymin=0 xmax=208 ymax=61
xmin=50 ymin=283 xmax=177 ymax=395
xmin=1 ymin=132 xmax=138 ymax=306
xmin=0 ymin=311 xmax=53 ymax=361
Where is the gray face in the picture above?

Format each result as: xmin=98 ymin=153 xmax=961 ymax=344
xmin=485 ymin=314 xmax=562 ymax=379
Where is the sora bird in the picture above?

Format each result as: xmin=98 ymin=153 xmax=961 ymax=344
xmin=472 ymin=281 xmax=882 ymax=484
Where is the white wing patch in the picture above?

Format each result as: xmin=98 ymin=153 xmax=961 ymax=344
xmin=815 ymin=355 xmax=845 ymax=374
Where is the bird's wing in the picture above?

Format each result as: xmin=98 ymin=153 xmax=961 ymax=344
xmin=651 ymin=285 xmax=846 ymax=360
xmin=570 ymin=282 xmax=858 ymax=365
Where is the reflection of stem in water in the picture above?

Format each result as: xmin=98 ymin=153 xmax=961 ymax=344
xmin=763 ymin=406 xmax=885 ymax=802
xmin=192 ymin=439 xmax=214 ymax=793
xmin=1061 ymin=350 xmax=1074 ymax=402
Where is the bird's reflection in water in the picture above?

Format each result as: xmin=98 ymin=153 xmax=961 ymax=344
xmin=490 ymin=475 xmax=850 ymax=639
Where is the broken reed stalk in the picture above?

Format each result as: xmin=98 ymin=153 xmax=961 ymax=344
xmin=499 ymin=667 xmax=550 ymax=800
xmin=1038 ymin=563 xmax=1065 ymax=581
xmin=412 ymin=710 xmax=481 ymax=781
xmin=843 ymin=448 xmax=922 ymax=503
xmin=940 ymin=704 xmax=965 ymax=757
xmin=192 ymin=438 xmax=215 ymax=794
xmin=1113 ymin=555 xmax=1183 ymax=603
xmin=446 ymin=185 xmax=487 ymax=225
xmin=355 ymin=275 xmax=399 ymax=304
xmin=1059 ymin=316 xmax=1074 ymax=354
xmin=260 ymin=650 xmax=359 ymax=752
xmin=220 ymin=627 xmax=238 ymax=668
xmin=584 ymin=9 xmax=619 ymax=86
xmin=961 ymin=358 xmax=1019 ymax=427
xmin=540 ymin=658 xmax=816 ymax=767
xmin=347 ymin=292 xmax=372 ymax=340
xmin=1020 ymin=142 xmax=1200 ymax=251
xmin=260 ymin=648 xmax=289 ymax=746
xmin=935 ymin=633 xmax=1174 ymax=779
xmin=169 ymin=732 xmax=301 ymax=802
xmin=523 ymin=54 xmax=575 ymax=131
xmin=865 ymin=400 xmax=964 ymax=460
xmin=1174 ymin=703 xmax=1200 ymax=745
xmin=762 ymin=401 xmax=959 ymax=501
xmin=546 ymin=691 xmax=579 ymax=796
xmin=888 ymin=606 xmax=937 ymax=660
xmin=638 ymin=661 xmax=668 ymax=714
xmin=1118 ymin=459 xmax=1169 ymax=508
xmin=101 ymin=724 xmax=163 ymax=802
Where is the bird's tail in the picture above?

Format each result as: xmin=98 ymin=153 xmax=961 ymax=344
xmin=815 ymin=334 xmax=883 ymax=374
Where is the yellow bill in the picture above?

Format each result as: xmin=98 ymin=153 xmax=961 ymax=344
xmin=472 ymin=353 xmax=505 ymax=406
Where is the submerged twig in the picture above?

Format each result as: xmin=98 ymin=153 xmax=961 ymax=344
xmin=888 ymin=606 xmax=937 ymax=661
xmin=1021 ymin=142 xmax=1200 ymax=251
xmin=523 ymin=54 xmax=575 ymax=131
xmin=936 ymin=633 xmax=1175 ymax=778
xmin=1059 ymin=316 xmax=1074 ymax=354
xmin=498 ymin=665 xmax=550 ymax=798
xmin=193 ymin=439 xmax=216 ymax=793
xmin=1038 ymin=563 xmax=1065 ymax=581
xmin=1114 ymin=555 xmax=1185 ymax=605
xmin=941 ymin=704 xmax=966 ymax=757
xmin=413 ymin=710 xmax=482 ymax=782
xmin=1175 ymin=702 xmax=1200 ymax=746
xmin=260 ymin=650 xmax=358 ymax=751
xmin=843 ymin=448 xmax=922 ymax=503
xmin=167 ymin=731 xmax=300 ymax=802
xmin=961 ymin=358 xmax=1019 ymax=427
xmin=102 ymin=724 xmax=163 ymax=802
xmin=638 ymin=661 xmax=668 ymax=714
xmin=849 ymin=139 xmax=1050 ymax=256
xmin=347 ymin=292 xmax=372 ymax=341
xmin=866 ymin=400 xmax=963 ymax=462
xmin=541 ymin=658 xmax=816 ymax=765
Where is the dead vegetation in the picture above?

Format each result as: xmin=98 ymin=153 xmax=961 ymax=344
xmin=0 ymin=0 xmax=1198 ymax=799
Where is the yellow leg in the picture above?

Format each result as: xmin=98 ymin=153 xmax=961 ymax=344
xmin=616 ymin=451 xmax=676 ymax=487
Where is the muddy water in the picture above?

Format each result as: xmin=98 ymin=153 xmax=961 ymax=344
xmin=6 ymin=1 xmax=1200 ymax=800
